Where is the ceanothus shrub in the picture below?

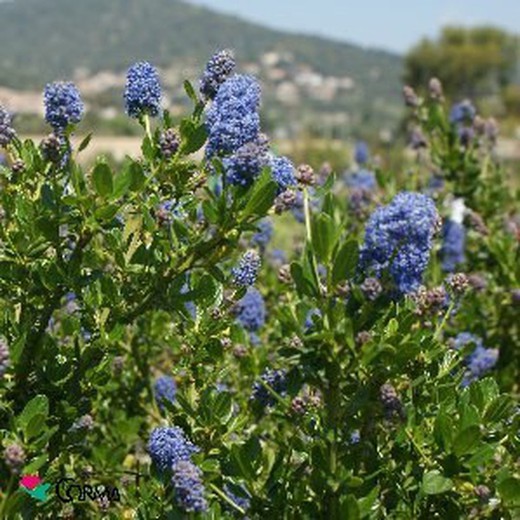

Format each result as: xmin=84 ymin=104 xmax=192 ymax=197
xmin=0 ymin=54 xmax=518 ymax=519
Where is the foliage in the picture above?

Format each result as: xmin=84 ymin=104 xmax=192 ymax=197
xmin=0 ymin=53 xmax=519 ymax=519
xmin=404 ymin=26 xmax=519 ymax=100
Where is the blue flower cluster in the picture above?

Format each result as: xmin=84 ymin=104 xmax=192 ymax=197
xmin=0 ymin=105 xmax=16 ymax=146
xmin=205 ymin=74 xmax=261 ymax=157
xmin=360 ymin=192 xmax=439 ymax=294
xmin=344 ymin=169 xmax=377 ymax=191
xmin=124 ymin=62 xmax=162 ymax=118
xmin=354 ymin=141 xmax=369 ymax=165
xmin=450 ymin=100 xmax=476 ymax=125
xmin=44 ymin=82 xmax=84 ymax=133
xmin=270 ymin=156 xmax=297 ymax=193
xmin=234 ymin=287 xmax=266 ymax=332
xmin=450 ymin=100 xmax=477 ymax=146
xmin=441 ymin=219 xmax=465 ymax=272
xmin=251 ymin=218 xmax=273 ymax=251
xmin=171 ymin=460 xmax=208 ymax=513
xmin=251 ymin=368 xmax=287 ymax=408
xmin=154 ymin=375 xmax=177 ymax=411
xmin=223 ymin=138 xmax=270 ymax=187
xmin=148 ymin=426 xmax=199 ymax=472
xmin=200 ymin=49 xmax=236 ymax=100
xmin=232 ymin=251 xmax=261 ymax=287
xmin=452 ymin=333 xmax=499 ymax=387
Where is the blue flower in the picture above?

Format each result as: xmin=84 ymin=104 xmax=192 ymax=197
xmin=441 ymin=219 xmax=465 ymax=272
xmin=251 ymin=369 xmax=287 ymax=408
xmin=450 ymin=100 xmax=476 ymax=125
xmin=463 ymin=345 xmax=499 ymax=387
xmin=223 ymin=137 xmax=270 ymax=187
xmin=148 ymin=426 xmax=199 ymax=472
xmin=354 ymin=141 xmax=369 ymax=165
xmin=251 ymin=218 xmax=273 ymax=251
xmin=171 ymin=460 xmax=208 ymax=513
xmin=234 ymin=287 xmax=266 ymax=332
xmin=205 ymin=74 xmax=261 ymax=157
xmin=44 ymin=82 xmax=84 ymax=132
xmin=345 ymin=169 xmax=377 ymax=191
xmin=154 ymin=375 xmax=177 ymax=411
xmin=124 ymin=62 xmax=162 ymax=118
xmin=360 ymin=192 xmax=439 ymax=294
xmin=452 ymin=333 xmax=498 ymax=387
xmin=270 ymin=156 xmax=296 ymax=193
xmin=232 ymin=251 xmax=261 ymax=287
xmin=0 ymin=105 xmax=16 ymax=146
xmin=200 ymin=49 xmax=236 ymax=100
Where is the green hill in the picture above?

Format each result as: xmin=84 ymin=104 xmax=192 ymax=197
xmin=0 ymin=0 xmax=404 ymax=136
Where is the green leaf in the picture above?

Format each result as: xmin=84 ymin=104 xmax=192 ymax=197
xmin=77 ymin=133 xmax=92 ymax=152
xmin=434 ymin=412 xmax=453 ymax=450
xmin=92 ymin=162 xmax=114 ymax=197
xmin=453 ymin=425 xmax=480 ymax=457
xmin=180 ymin=119 xmax=207 ymax=155
xmin=311 ymin=213 xmax=336 ymax=263
xmin=290 ymin=262 xmax=318 ymax=298
xmin=332 ymin=239 xmax=359 ymax=285
xmin=422 ymin=470 xmax=453 ymax=495
xmin=25 ymin=414 xmax=47 ymax=440
xmin=17 ymin=395 xmax=49 ymax=437
xmin=498 ymin=477 xmax=520 ymax=506
xmin=184 ymin=80 xmax=198 ymax=104
xmin=484 ymin=395 xmax=514 ymax=424
xmin=242 ymin=169 xmax=278 ymax=219
xmin=340 ymin=495 xmax=360 ymax=519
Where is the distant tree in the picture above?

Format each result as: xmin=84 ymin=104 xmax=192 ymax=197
xmin=404 ymin=26 xmax=519 ymax=99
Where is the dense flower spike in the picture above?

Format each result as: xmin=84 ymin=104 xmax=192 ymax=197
xmin=0 ymin=337 xmax=9 ymax=377
xmin=200 ymin=49 xmax=236 ymax=100
xmin=450 ymin=100 xmax=476 ymax=125
xmin=270 ymin=156 xmax=297 ymax=193
xmin=44 ymin=81 xmax=84 ymax=132
xmin=251 ymin=368 xmax=287 ymax=408
xmin=0 ymin=105 xmax=16 ymax=146
xmin=205 ymin=74 xmax=261 ymax=157
xmin=234 ymin=287 xmax=266 ymax=331
xmin=171 ymin=460 xmax=208 ymax=513
xmin=354 ymin=141 xmax=369 ymax=165
xmin=379 ymin=383 xmax=405 ymax=419
xmin=124 ymin=62 xmax=162 ymax=118
xmin=159 ymin=128 xmax=180 ymax=159
xmin=223 ymin=138 xmax=270 ymax=187
xmin=345 ymin=169 xmax=377 ymax=191
xmin=452 ymin=333 xmax=499 ymax=387
xmin=154 ymin=375 xmax=177 ymax=410
xmin=40 ymin=133 xmax=63 ymax=163
xmin=441 ymin=219 xmax=465 ymax=272
xmin=3 ymin=444 xmax=25 ymax=473
xmin=251 ymin=218 xmax=273 ymax=251
xmin=464 ymin=345 xmax=499 ymax=387
xmin=360 ymin=192 xmax=439 ymax=294
xmin=148 ymin=426 xmax=199 ymax=472
xmin=232 ymin=250 xmax=261 ymax=287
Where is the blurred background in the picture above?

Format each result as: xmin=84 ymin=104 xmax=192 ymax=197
xmin=0 ymin=0 xmax=518 ymax=168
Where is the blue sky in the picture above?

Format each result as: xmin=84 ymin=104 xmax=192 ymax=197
xmin=189 ymin=0 xmax=520 ymax=53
